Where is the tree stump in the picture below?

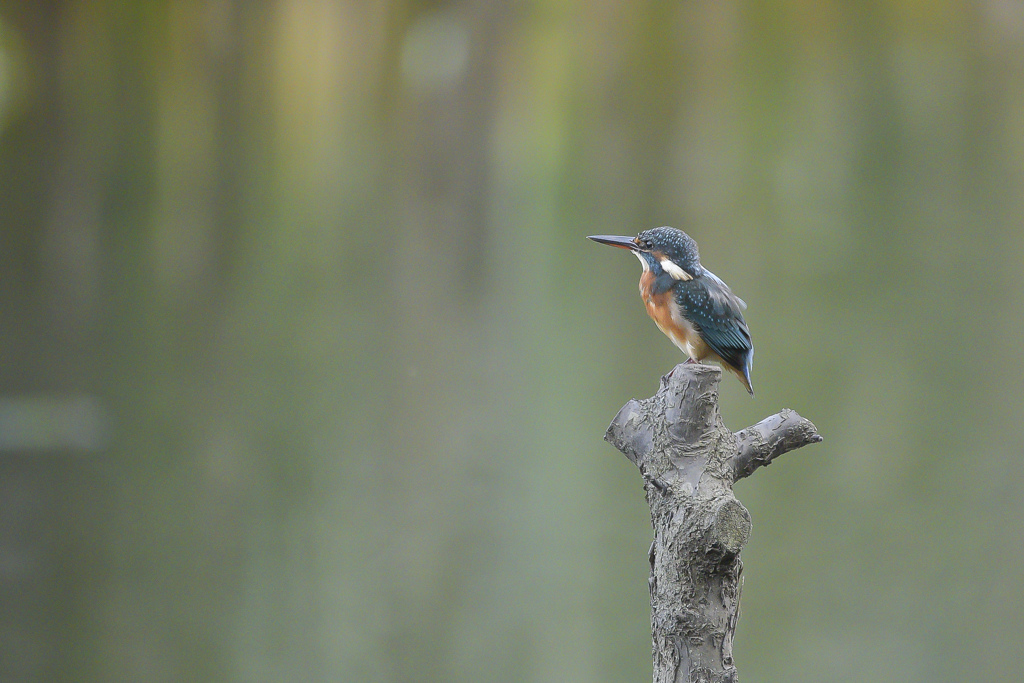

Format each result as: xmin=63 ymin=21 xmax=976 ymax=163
xmin=605 ymin=363 xmax=822 ymax=683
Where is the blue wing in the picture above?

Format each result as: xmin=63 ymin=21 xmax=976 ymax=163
xmin=674 ymin=274 xmax=753 ymax=387
xmin=702 ymin=268 xmax=746 ymax=309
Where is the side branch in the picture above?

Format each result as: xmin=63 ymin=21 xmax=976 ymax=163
xmin=731 ymin=409 xmax=822 ymax=482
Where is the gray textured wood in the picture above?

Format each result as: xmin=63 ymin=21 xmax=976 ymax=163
xmin=605 ymin=363 xmax=821 ymax=683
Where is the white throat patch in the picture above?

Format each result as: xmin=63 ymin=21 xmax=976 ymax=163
xmin=632 ymin=250 xmax=649 ymax=271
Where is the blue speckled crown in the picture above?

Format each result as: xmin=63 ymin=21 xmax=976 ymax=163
xmin=636 ymin=227 xmax=700 ymax=268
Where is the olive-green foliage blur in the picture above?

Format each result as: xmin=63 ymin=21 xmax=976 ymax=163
xmin=2 ymin=1 xmax=1023 ymax=681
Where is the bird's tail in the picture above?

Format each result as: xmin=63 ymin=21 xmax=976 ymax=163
xmin=736 ymin=353 xmax=754 ymax=397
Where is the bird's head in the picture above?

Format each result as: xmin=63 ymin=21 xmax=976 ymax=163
xmin=587 ymin=226 xmax=702 ymax=281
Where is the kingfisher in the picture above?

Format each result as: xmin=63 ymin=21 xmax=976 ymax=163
xmin=588 ymin=227 xmax=754 ymax=395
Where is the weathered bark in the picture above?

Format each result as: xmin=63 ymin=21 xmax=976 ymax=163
xmin=605 ymin=363 xmax=822 ymax=683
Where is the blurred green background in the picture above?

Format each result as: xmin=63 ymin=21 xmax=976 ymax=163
xmin=2 ymin=1 xmax=1023 ymax=681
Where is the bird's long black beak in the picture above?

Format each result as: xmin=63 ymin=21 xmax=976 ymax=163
xmin=587 ymin=234 xmax=637 ymax=250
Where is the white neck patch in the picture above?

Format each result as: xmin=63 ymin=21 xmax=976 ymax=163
xmin=660 ymin=258 xmax=692 ymax=281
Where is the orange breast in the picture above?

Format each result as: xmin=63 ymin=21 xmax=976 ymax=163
xmin=639 ymin=272 xmax=706 ymax=359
